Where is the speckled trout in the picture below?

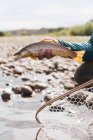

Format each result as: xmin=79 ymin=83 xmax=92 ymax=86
xmin=14 ymin=39 xmax=77 ymax=60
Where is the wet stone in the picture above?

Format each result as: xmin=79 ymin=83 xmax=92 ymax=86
xmin=14 ymin=66 xmax=24 ymax=75
xmin=6 ymin=83 xmax=9 ymax=86
xmin=1 ymin=91 xmax=11 ymax=102
xmin=26 ymin=81 xmax=48 ymax=91
xmin=12 ymin=86 xmax=22 ymax=94
xmin=44 ymin=95 xmax=53 ymax=102
xmin=64 ymin=81 xmax=75 ymax=89
xmin=0 ymin=57 xmax=7 ymax=64
xmin=21 ymin=77 xmax=30 ymax=81
xmin=5 ymin=63 xmax=15 ymax=69
xmin=20 ymin=86 xmax=33 ymax=98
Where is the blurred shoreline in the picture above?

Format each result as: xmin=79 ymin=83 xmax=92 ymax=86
xmin=0 ymin=19 xmax=93 ymax=37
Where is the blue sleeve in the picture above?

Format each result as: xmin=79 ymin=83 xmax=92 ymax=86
xmin=58 ymin=40 xmax=93 ymax=51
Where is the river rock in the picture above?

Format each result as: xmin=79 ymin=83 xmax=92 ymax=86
xmin=21 ymin=76 xmax=30 ymax=81
xmin=44 ymin=95 xmax=53 ymax=102
xmin=25 ymin=81 xmax=48 ymax=91
xmin=21 ymin=86 xmax=32 ymax=97
xmin=64 ymin=81 xmax=75 ymax=89
xmin=1 ymin=91 xmax=10 ymax=102
xmin=5 ymin=63 xmax=15 ymax=69
xmin=14 ymin=66 xmax=24 ymax=75
xmin=0 ymin=57 xmax=7 ymax=64
xmin=12 ymin=86 xmax=22 ymax=94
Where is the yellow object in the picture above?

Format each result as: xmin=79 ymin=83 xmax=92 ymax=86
xmin=74 ymin=51 xmax=84 ymax=64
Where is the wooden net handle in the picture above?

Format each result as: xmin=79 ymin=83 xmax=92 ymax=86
xmin=35 ymin=79 xmax=93 ymax=123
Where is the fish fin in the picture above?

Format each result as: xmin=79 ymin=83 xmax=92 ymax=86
xmin=40 ymin=38 xmax=57 ymax=43
xmin=73 ymin=51 xmax=84 ymax=64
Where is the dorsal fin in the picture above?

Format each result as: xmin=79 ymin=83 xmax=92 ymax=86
xmin=40 ymin=38 xmax=57 ymax=43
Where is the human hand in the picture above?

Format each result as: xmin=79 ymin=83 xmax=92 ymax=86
xmin=38 ymin=37 xmax=58 ymax=60
xmin=38 ymin=49 xmax=53 ymax=60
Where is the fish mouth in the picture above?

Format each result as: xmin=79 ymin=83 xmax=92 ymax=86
xmin=13 ymin=53 xmax=29 ymax=60
xmin=13 ymin=50 xmax=31 ymax=60
xmin=13 ymin=54 xmax=25 ymax=60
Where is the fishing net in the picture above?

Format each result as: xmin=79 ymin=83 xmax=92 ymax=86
xmin=35 ymin=79 xmax=93 ymax=140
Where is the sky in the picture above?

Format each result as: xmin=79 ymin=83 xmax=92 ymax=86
xmin=0 ymin=0 xmax=93 ymax=31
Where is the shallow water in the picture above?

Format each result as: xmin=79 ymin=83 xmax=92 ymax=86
xmin=0 ymin=73 xmax=42 ymax=140
xmin=0 ymin=71 xmax=93 ymax=140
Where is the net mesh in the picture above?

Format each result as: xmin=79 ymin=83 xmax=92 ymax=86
xmin=36 ymin=86 xmax=93 ymax=140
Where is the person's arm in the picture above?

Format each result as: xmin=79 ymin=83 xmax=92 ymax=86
xmin=58 ymin=40 xmax=93 ymax=51
xmin=38 ymin=33 xmax=93 ymax=59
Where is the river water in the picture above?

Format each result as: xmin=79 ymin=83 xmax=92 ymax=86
xmin=0 ymin=73 xmax=43 ymax=140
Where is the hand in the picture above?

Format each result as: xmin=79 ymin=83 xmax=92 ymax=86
xmin=38 ymin=37 xmax=58 ymax=60
xmin=38 ymin=49 xmax=53 ymax=60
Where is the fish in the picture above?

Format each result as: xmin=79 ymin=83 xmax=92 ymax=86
xmin=14 ymin=39 xmax=77 ymax=60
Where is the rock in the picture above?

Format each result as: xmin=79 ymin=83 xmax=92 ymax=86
xmin=26 ymin=81 xmax=48 ymax=91
xmin=14 ymin=66 xmax=24 ymax=75
xmin=6 ymin=83 xmax=9 ymax=86
xmin=53 ymin=62 xmax=58 ymax=69
xmin=12 ymin=86 xmax=22 ymax=94
xmin=68 ymin=72 xmax=74 ymax=79
xmin=0 ymin=57 xmax=7 ymax=64
xmin=12 ymin=85 xmax=32 ymax=97
xmin=43 ymin=67 xmax=53 ymax=74
xmin=44 ymin=95 xmax=53 ymax=102
xmin=1 ymin=91 xmax=10 ymax=102
xmin=68 ymin=66 xmax=76 ymax=72
xmin=5 ymin=63 xmax=15 ymax=69
xmin=21 ymin=77 xmax=30 ymax=81
xmin=64 ymin=81 xmax=75 ymax=89
xmin=21 ymin=86 xmax=32 ymax=98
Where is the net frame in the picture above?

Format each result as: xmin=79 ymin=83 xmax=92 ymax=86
xmin=35 ymin=79 xmax=93 ymax=140
xmin=35 ymin=79 xmax=93 ymax=124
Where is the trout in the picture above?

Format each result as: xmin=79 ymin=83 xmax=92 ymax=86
xmin=14 ymin=39 xmax=77 ymax=60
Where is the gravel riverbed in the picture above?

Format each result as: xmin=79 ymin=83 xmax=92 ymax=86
xmin=0 ymin=36 xmax=88 ymax=140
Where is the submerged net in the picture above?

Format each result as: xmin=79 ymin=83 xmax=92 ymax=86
xmin=36 ymin=80 xmax=93 ymax=140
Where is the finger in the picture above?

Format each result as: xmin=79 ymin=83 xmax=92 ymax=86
xmin=38 ymin=49 xmax=47 ymax=60
xmin=46 ymin=49 xmax=53 ymax=59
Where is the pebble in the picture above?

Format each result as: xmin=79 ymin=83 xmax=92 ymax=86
xmin=13 ymin=66 xmax=24 ymax=75
xmin=1 ymin=91 xmax=10 ymax=102
xmin=44 ymin=95 xmax=53 ymax=102
xmin=26 ymin=81 xmax=48 ymax=91
xmin=12 ymin=86 xmax=32 ymax=97
xmin=0 ymin=57 xmax=7 ymax=64
xmin=21 ymin=77 xmax=30 ymax=81
xmin=64 ymin=81 xmax=75 ymax=89
xmin=12 ymin=86 xmax=22 ymax=94
xmin=20 ymin=86 xmax=32 ymax=97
